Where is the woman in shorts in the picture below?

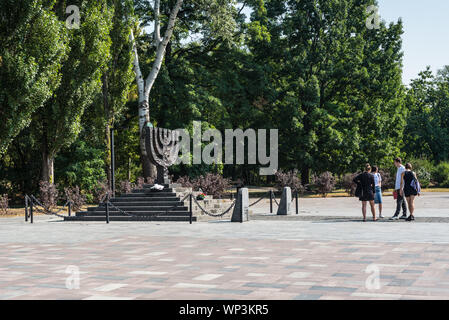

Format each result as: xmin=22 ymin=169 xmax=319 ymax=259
xmin=372 ymin=166 xmax=383 ymax=218
xmin=400 ymin=163 xmax=419 ymax=221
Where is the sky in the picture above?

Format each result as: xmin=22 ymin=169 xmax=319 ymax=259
xmin=377 ymin=0 xmax=449 ymax=84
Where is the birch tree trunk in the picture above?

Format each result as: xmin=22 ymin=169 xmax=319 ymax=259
xmin=130 ymin=0 xmax=184 ymax=179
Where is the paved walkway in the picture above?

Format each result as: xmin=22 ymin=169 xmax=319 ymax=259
xmin=1 ymin=192 xmax=449 ymax=300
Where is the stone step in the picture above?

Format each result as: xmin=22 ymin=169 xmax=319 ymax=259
xmin=131 ymin=188 xmax=174 ymax=193
xmin=110 ymin=197 xmax=179 ymax=202
xmin=65 ymin=215 xmax=196 ymax=222
xmin=77 ymin=211 xmax=191 ymax=217
xmin=142 ymin=184 xmax=170 ymax=188
xmin=88 ymin=206 xmax=188 ymax=212
xmin=107 ymin=201 xmax=184 ymax=206
xmin=119 ymin=193 xmax=177 ymax=198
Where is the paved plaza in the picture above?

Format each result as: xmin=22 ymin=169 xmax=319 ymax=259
xmin=1 ymin=192 xmax=449 ymax=300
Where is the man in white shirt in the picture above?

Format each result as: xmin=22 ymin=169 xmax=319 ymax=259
xmin=391 ymin=157 xmax=407 ymax=220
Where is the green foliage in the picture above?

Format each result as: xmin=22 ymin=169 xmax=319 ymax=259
xmin=56 ymin=140 xmax=107 ymax=195
xmin=0 ymin=0 xmax=68 ymax=156
xmin=404 ymin=67 xmax=449 ymax=162
xmin=4 ymin=0 xmax=449 ymax=202
xmin=432 ymin=162 xmax=449 ymax=186
xmin=34 ymin=0 xmax=113 ymax=182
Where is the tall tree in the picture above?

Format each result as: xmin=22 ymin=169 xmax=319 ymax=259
xmin=102 ymin=0 xmax=135 ymax=187
xmin=130 ymin=0 xmax=238 ymax=178
xmin=404 ymin=66 xmax=449 ymax=162
xmin=0 ymin=0 xmax=68 ymax=156
xmin=131 ymin=0 xmax=184 ymax=178
xmin=34 ymin=0 xmax=112 ymax=183
xmin=247 ymin=0 xmax=406 ymax=183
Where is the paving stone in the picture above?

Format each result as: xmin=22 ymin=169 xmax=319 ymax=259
xmin=206 ymin=288 xmax=252 ymax=295
xmin=244 ymin=283 xmax=289 ymax=289
xmin=388 ymin=279 xmax=416 ymax=287
xmin=332 ymin=273 xmax=354 ymax=278
xmin=310 ymin=286 xmax=357 ymax=293
xmin=294 ymin=293 xmax=322 ymax=300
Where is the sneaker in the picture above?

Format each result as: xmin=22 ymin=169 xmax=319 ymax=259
xmin=379 ymin=214 xmax=384 ymax=219
xmin=390 ymin=214 xmax=399 ymax=220
xmin=399 ymin=214 xmax=407 ymax=220
xmin=406 ymin=215 xmax=415 ymax=221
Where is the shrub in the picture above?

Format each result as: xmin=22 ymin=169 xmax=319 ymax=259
xmin=415 ymin=167 xmax=431 ymax=188
xmin=145 ymin=177 xmax=155 ymax=185
xmin=39 ymin=181 xmax=59 ymax=210
xmin=342 ymin=173 xmax=358 ymax=196
xmin=93 ymin=181 xmax=111 ymax=203
xmin=312 ymin=172 xmax=336 ymax=197
xmin=119 ymin=180 xmax=134 ymax=194
xmin=136 ymin=177 xmax=145 ymax=189
xmin=64 ymin=186 xmax=86 ymax=211
xmin=432 ymin=162 xmax=449 ymax=186
xmin=0 ymin=194 xmax=9 ymax=215
xmin=175 ymin=176 xmax=194 ymax=188
xmin=275 ymin=170 xmax=304 ymax=194
xmin=379 ymin=169 xmax=394 ymax=191
xmin=193 ymin=173 xmax=231 ymax=198
xmin=176 ymin=174 xmax=231 ymax=198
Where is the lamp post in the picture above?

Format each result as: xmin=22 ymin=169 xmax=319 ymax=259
xmin=110 ymin=127 xmax=115 ymax=198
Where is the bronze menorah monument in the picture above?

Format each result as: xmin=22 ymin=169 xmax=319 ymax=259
xmin=144 ymin=125 xmax=180 ymax=184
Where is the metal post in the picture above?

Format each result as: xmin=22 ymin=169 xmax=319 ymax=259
xmin=110 ymin=127 xmax=116 ymax=198
xmin=295 ymin=191 xmax=299 ymax=215
xmin=269 ymin=190 xmax=273 ymax=214
xmin=25 ymin=195 xmax=28 ymax=222
xmin=68 ymin=201 xmax=72 ymax=217
xmin=189 ymin=193 xmax=193 ymax=224
xmin=106 ymin=201 xmax=110 ymax=224
xmin=30 ymin=198 xmax=34 ymax=224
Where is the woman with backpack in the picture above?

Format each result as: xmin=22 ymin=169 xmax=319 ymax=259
xmin=400 ymin=163 xmax=420 ymax=221
xmin=353 ymin=164 xmax=377 ymax=222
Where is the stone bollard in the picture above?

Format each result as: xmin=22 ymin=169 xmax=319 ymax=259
xmin=231 ymin=188 xmax=249 ymax=222
xmin=277 ymin=187 xmax=292 ymax=215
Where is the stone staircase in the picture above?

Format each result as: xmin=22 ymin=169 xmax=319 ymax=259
xmin=64 ymin=184 xmax=195 ymax=222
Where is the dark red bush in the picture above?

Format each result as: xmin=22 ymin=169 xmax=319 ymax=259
xmin=342 ymin=173 xmax=358 ymax=196
xmin=136 ymin=177 xmax=145 ymax=189
xmin=119 ymin=180 xmax=134 ymax=194
xmin=275 ymin=170 xmax=305 ymax=194
xmin=312 ymin=172 xmax=336 ymax=197
xmin=64 ymin=186 xmax=86 ymax=211
xmin=39 ymin=181 xmax=59 ymax=210
xmin=0 ymin=194 xmax=9 ymax=215
xmin=94 ymin=181 xmax=111 ymax=203
xmin=176 ymin=174 xmax=231 ymax=198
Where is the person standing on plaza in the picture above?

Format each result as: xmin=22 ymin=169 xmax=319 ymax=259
xmin=400 ymin=163 xmax=420 ymax=221
xmin=372 ymin=166 xmax=383 ymax=219
xmin=353 ymin=164 xmax=377 ymax=222
xmin=391 ymin=157 xmax=407 ymax=220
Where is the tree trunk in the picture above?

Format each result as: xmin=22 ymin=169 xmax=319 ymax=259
xmin=41 ymin=121 xmax=54 ymax=183
xmin=42 ymin=150 xmax=54 ymax=184
xmin=130 ymin=0 xmax=183 ymax=181
xmin=103 ymin=73 xmax=112 ymax=188
xmin=105 ymin=123 xmax=112 ymax=187
xmin=301 ymin=167 xmax=310 ymax=186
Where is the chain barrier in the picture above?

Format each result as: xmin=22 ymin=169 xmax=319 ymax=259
xmin=103 ymin=200 xmax=139 ymax=217
xmin=193 ymin=196 xmax=236 ymax=218
xmin=165 ymin=193 xmax=191 ymax=212
xmin=28 ymin=195 xmax=71 ymax=219
xmin=249 ymin=191 xmax=269 ymax=207
xmin=272 ymin=191 xmax=280 ymax=206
